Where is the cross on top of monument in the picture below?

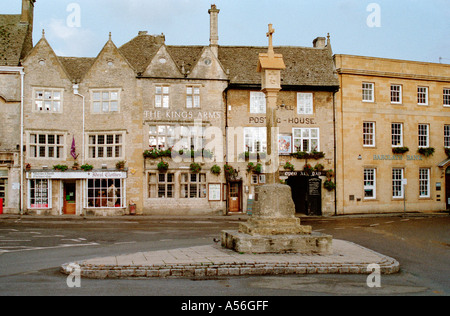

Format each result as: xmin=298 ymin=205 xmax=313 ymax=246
xmin=267 ymin=24 xmax=275 ymax=57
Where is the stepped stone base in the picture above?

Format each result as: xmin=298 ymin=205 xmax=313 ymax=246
xmin=221 ymin=184 xmax=333 ymax=254
xmin=222 ymin=230 xmax=333 ymax=255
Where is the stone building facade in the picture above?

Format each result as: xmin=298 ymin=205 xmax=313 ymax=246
xmin=221 ymin=41 xmax=339 ymax=216
xmin=0 ymin=2 xmax=341 ymax=216
xmin=0 ymin=0 xmax=35 ymax=214
xmin=335 ymin=54 xmax=450 ymax=214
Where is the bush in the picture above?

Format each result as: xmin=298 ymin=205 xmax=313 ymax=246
xmin=80 ymin=164 xmax=94 ymax=171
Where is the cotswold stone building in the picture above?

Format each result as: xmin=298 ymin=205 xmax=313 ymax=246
xmin=0 ymin=0 xmax=35 ymax=214
xmin=1 ymin=2 xmax=340 ymax=216
xmin=335 ymin=55 xmax=450 ymax=214
xmin=222 ymin=40 xmax=339 ymax=216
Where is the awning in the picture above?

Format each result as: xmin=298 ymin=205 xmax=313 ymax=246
xmin=438 ymin=158 xmax=450 ymax=168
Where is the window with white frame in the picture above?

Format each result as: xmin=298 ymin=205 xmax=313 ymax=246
xmin=392 ymin=168 xmax=404 ymax=199
xmin=391 ymin=84 xmax=402 ymax=104
xmin=418 ymin=124 xmax=429 ymax=148
xmin=297 ymin=93 xmax=313 ymax=115
xmin=29 ymin=133 xmax=65 ymax=159
xmin=92 ymin=90 xmax=120 ymax=113
xmin=419 ymin=168 xmax=430 ymax=198
xmin=149 ymin=125 xmax=176 ymax=150
xmin=391 ymin=123 xmax=403 ymax=147
xmin=180 ymin=173 xmax=206 ymax=199
xmin=364 ymin=168 xmax=376 ymax=199
xmin=149 ymin=125 xmax=206 ymax=151
xmin=148 ymin=173 xmax=174 ymax=199
xmin=445 ymin=125 xmax=450 ymax=148
xmin=155 ymin=86 xmax=170 ymax=108
xmin=29 ymin=179 xmax=51 ymax=209
xmin=363 ymin=122 xmax=375 ymax=147
xmin=362 ymin=83 xmax=374 ymax=102
xmin=244 ymin=127 xmax=267 ymax=153
xmin=86 ymin=179 xmax=124 ymax=208
xmin=34 ymin=88 xmax=63 ymax=112
xmin=88 ymin=133 xmax=123 ymax=159
xmin=293 ymin=128 xmax=320 ymax=152
xmin=250 ymin=92 xmax=266 ymax=114
xmin=444 ymin=88 xmax=450 ymax=107
xmin=251 ymin=174 xmax=266 ymax=185
xmin=417 ymin=86 xmax=428 ymax=105
xmin=186 ymin=86 xmax=200 ymax=108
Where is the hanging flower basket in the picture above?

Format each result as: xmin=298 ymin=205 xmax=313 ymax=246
xmin=210 ymin=165 xmax=221 ymax=176
xmin=190 ymin=162 xmax=202 ymax=173
xmin=157 ymin=161 xmax=169 ymax=172
xmin=283 ymin=162 xmax=295 ymax=172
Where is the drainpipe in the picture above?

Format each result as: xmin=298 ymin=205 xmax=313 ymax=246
xmin=333 ymin=91 xmax=337 ymax=216
xmin=73 ymin=83 xmax=85 ymax=216
xmin=20 ymin=69 xmax=24 ymax=215
xmin=72 ymin=83 xmax=85 ymax=165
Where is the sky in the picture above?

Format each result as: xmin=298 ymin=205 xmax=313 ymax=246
xmin=3 ymin=0 xmax=450 ymax=63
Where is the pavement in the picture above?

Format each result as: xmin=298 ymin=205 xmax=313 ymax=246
xmin=60 ymin=238 xmax=400 ymax=279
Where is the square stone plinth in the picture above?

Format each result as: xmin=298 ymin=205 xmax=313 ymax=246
xmin=221 ymin=230 xmax=333 ymax=255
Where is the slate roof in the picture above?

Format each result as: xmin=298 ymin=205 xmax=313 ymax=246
xmin=219 ymin=46 xmax=339 ymax=88
xmin=0 ymin=14 xmax=33 ymax=66
xmin=58 ymin=56 xmax=96 ymax=81
xmin=45 ymin=33 xmax=339 ymax=89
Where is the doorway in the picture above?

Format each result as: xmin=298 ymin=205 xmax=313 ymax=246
xmin=63 ymin=181 xmax=76 ymax=215
xmin=286 ymin=175 xmax=322 ymax=216
xmin=228 ymin=182 xmax=241 ymax=213
xmin=446 ymin=167 xmax=450 ymax=210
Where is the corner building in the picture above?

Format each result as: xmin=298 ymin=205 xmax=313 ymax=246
xmin=335 ymin=55 xmax=450 ymax=214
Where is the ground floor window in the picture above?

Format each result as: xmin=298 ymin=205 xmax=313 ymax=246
xmin=148 ymin=173 xmax=175 ymax=198
xmin=364 ymin=168 xmax=376 ymax=199
xmin=392 ymin=168 xmax=404 ymax=198
xmin=419 ymin=168 xmax=430 ymax=198
xmin=87 ymin=179 xmax=124 ymax=208
xmin=181 ymin=173 xmax=207 ymax=198
xmin=0 ymin=178 xmax=7 ymax=207
xmin=29 ymin=179 xmax=51 ymax=208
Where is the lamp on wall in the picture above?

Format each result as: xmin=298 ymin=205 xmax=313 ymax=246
xmin=358 ymin=155 xmax=362 ymax=160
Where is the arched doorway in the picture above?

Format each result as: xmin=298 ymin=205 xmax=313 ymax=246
xmin=446 ymin=167 xmax=450 ymax=210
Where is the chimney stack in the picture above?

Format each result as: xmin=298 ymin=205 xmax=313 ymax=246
xmin=208 ymin=4 xmax=220 ymax=57
xmin=313 ymin=37 xmax=326 ymax=49
xmin=20 ymin=0 xmax=36 ymax=25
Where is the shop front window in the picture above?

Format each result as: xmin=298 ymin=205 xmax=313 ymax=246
xmin=29 ymin=179 xmax=51 ymax=209
xmin=87 ymin=179 xmax=124 ymax=208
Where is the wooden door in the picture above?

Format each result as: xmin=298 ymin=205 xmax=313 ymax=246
xmin=63 ymin=182 xmax=76 ymax=215
xmin=228 ymin=182 xmax=241 ymax=213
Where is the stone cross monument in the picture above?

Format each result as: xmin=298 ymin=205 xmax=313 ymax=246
xmin=221 ymin=24 xmax=333 ymax=254
xmin=257 ymin=24 xmax=286 ymax=184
